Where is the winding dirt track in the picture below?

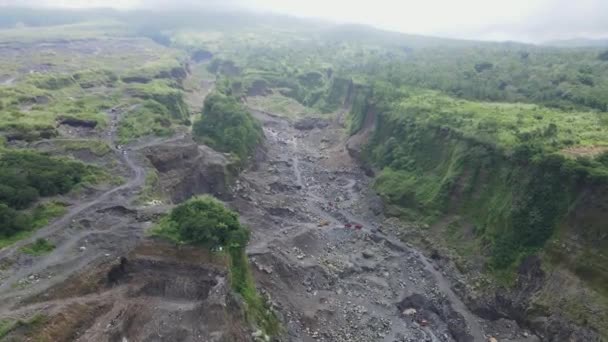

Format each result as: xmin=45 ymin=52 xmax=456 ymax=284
xmin=0 ymin=107 xmax=186 ymax=309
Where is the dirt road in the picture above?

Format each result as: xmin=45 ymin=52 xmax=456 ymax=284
xmin=0 ymin=104 xmax=181 ymax=312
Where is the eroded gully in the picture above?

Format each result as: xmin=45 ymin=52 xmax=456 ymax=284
xmin=233 ymin=110 xmax=518 ymax=342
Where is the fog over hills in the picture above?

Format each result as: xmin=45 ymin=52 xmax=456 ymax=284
xmin=2 ymin=0 xmax=608 ymax=43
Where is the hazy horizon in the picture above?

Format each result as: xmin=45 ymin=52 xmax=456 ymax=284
xmin=1 ymin=0 xmax=608 ymax=43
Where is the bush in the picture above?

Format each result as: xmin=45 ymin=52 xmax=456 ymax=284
xmin=0 ymin=150 xmax=92 ymax=238
xmin=193 ymin=92 xmax=263 ymax=161
xmin=168 ymin=196 xmax=249 ymax=249
xmin=128 ymin=80 xmax=189 ymax=120
xmin=21 ymin=238 xmax=55 ymax=256
xmin=117 ymin=100 xmax=175 ymax=143
xmin=0 ymin=204 xmax=30 ymax=237
xmin=0 ymin=150 xmax=88 ymax=208
xmin=31 ymin=74 xmax=74 ymax=90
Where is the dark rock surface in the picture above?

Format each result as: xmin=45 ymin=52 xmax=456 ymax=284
xmin=294 ymin=117 xmax=330 ymax=130
xmin=144 ymin=138 xmax=236 ymax=202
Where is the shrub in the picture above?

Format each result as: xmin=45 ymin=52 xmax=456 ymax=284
xmin=117 ymin=100 xmax=175 ymax=143
xmin=0 ymin=204 xmax=30 ymax=237
xmin=128 ymin=80 xmax=189 ymax=120
xmin=168 ymin=196 xmax=249 ymax=249
xmin=0 ymin=150 xmax=93 ymax=238
xmin=0 ymin=150 xmax=87 ymax=206
xmin=21 ymin=238 xmax=55 ymax=256
xmin=193 ymin=92 xmax=263 ymax=161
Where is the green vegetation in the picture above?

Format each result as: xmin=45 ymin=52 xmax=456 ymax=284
xmin=127 ymin=80 xmax=189 ymax=120
xmin=193 ymin=91 xmax=263 ymax=161
xmin=1 ymin=8 xmax=608 ymax=337
xmin=115 ymin=78 xmax=192 ymax=143
xmin=387 ymin=88 xmax=608 ymax=152
xmin=21 ymin=238 xmax=55 ymax=256
xmin=30 ymin=201 xmax=68 ymax=229
xmin=0 ymin=72 xmax=189 ymax=144
xmin=0 ymin=320 xmax=12 ymax=339
xmin=0 ymin=149 xmax=92 ymax=240
xmin=0 ymin=23 xmax=188 ymax=144
xmin=0 ymin=150 xmax=91 ymax=210
xmin=0 ymin=74 xmax=116 ymax=140
xmin=138 ymin=170 xmax=163 ymax=204
xmin=0 ymin=15 xmax=194 ymax=252
xmin=57 ymin=139 xmax=112 ymax=157
xmin=0 ymin=314 xmax=47 ymax=340
xmin=117 ymin=101 xmax=175 ymax=143
xmin=0 ymin=205 xmax=30 ymax=247
xmin=347 ymin=46 xmax=608 ymax=113
xmin=228 ymin=244 xmax=281 ymax=336
xmin=152 ymin=196 xmax=280 ymax=336
xmin=0 ymin=201 xmax=67 ymax=250
xmin=162 ymin=196 xmax=249 ymax=249
xmin=366 ymin=90 xmax=608 ymax=269
xmin=0 ymin=200 xmax=68 ymax=249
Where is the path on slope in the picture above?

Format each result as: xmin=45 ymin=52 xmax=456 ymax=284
xmin=0 ymin=105 xmax=188 ymax=308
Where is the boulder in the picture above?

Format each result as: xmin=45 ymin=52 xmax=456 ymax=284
xmin=294 ymin=117 xmax=330 ymax=130
xmin=362 ymin=250 xmax=375 ymax=259
xmin=58 ymin=117 xmax=98 ymax=128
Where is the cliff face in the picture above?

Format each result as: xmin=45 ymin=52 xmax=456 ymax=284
xmin=144 ymin=138 xmax=238 ymax=203
xmin=347 ymin=99 xmax=608 ymax=340
xmin=4 ymin=239 xmax=252 ymax=342
xmin=97 ymin=240 xmax=252 ymax=342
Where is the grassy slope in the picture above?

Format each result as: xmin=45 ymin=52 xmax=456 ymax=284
xmin=390 ymin=89 xmax=608 ymax=152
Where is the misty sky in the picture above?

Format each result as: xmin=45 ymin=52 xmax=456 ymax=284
xmin=2 ymin=0 xmax=608 ymax=43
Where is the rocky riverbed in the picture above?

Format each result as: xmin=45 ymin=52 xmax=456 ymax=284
xmin=231 ymin=110 xmax=539 ymax=342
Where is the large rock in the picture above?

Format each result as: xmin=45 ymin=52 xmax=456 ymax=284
xmin=294 ymin=117 xmax=330 ymax=130
xmin=144 ymin=139 xmax=236 ymax=202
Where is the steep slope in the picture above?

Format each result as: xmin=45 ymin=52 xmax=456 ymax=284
xmin=346 ymin=86 xmax=608 ymax=340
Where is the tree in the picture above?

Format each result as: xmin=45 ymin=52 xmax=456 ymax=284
xmin=0 ymin=150 xmax=89 ymax=209
xmin=193 ymin=92 xmax=263 ymax=161
xmin=169 ymin=196 xmax=249 ymax=249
